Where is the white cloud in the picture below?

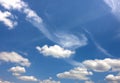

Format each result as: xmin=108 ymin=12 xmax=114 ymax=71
xmin=9 ymin=66 xmax=26 ymax=76
xmin=0 ymin=79 xmax=12 ymax=83
xmin=55 ymin=33 xmax=88 ymax=48
xmin=83 ymin=59 xmax=111 ymax=72
xmin=85 ymin=80 xmax=94 ymax=83
xmin=23 ymin=8 xmax=43 ymax=24
xmin=104 ymin=0 xmax=120 ymax=19
xmin=18 ymin=76 xmax=38 ymax=82
xmin=0 ymin=0 xmax=42 ymax=23
xmin=0 ymin=0 xmax=27 ymax=10
xmin=105 ymin=74 xmax=120 ymax=83
xmin=40 ymin=77 xmax=60 ymax=83
xmin=0 ymin=11 xmax=17 ymax=29
xmin=57 ymin=67 xmax=93 ymax=80
xmin=83 ymin=58 xmax=120 ymax=72
xmin=36 ymin=45 xmax=75 ymax=58
xmin=0 ymin=52 xmax=31 ymax=67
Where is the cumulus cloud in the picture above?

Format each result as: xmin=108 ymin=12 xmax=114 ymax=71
xmin=9 ymin=66 xmax=26 ymax=76
xmin=36 ymin=45 xmax=75 ymax=58
xmin=9 ymin=66 xmax=38 ymax=82
xmin=18 ymin=76 xmax=38 ymax=82
xmin=40 ymin=77 xmax=60 ymax=83
xmin=0 ymin=52 xmax=31 ymax=67
xmin=0 ymin=10 xmax=17 ymax=29
xmin=105 ymin=74 xmax=120 ymax=83
xmin=83 ymin=58 xmax=120 ymax=72
xmin=57 ymin=67 xmax=93 ymax=80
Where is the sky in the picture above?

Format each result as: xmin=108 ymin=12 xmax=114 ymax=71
xmin=0 ymin=0 xmax=120 ymax=83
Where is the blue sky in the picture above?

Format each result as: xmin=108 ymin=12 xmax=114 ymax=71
xmin=0 ymin=0 xmax=120 ymax=83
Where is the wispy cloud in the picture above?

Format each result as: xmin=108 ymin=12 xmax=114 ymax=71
xmin=55 ymin=33 xmax=88 ymax=49
xmin=0 ymin=0 xmax=52 ymax=40
xmin=104 ymin=0 xmax=120 ymax=19
xmin=83 ymin=28 xmax=113 ymax=57
xmin=95 ymin=43 xmax=113 ymax=57
xmin=0 ymin=0 xmax=88 ymax=49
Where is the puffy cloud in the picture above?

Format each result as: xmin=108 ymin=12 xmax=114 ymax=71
xmin=9 ymin=66 xmax=26 ymax=76
xmin=0 ymin=52 xmax=31 ymax=67
xmin=18 ymin=76 xmax=38 ymax=82
xmin=0 ymin=11 xmax=17 ymax=29
xmin=57 ymin=67 xmax=93 ymax=80
xmin=83 ymin=59 xmax=111 ymax=72
xmin=105 ymin=74 xmax=120 ymax=83
xmin=83 ymin=58 xmax=120 ymax=72
xmin=40 ymin=77 xmax=60 ymax=83
xmin=36 ymin=45 xmax=75 ymax=58
xmin=9 ymin=66 xmax=38 ymax=82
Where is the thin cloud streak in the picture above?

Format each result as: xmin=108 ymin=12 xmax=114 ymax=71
xmin=82 ymin=28 xmax=113 ymax=57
